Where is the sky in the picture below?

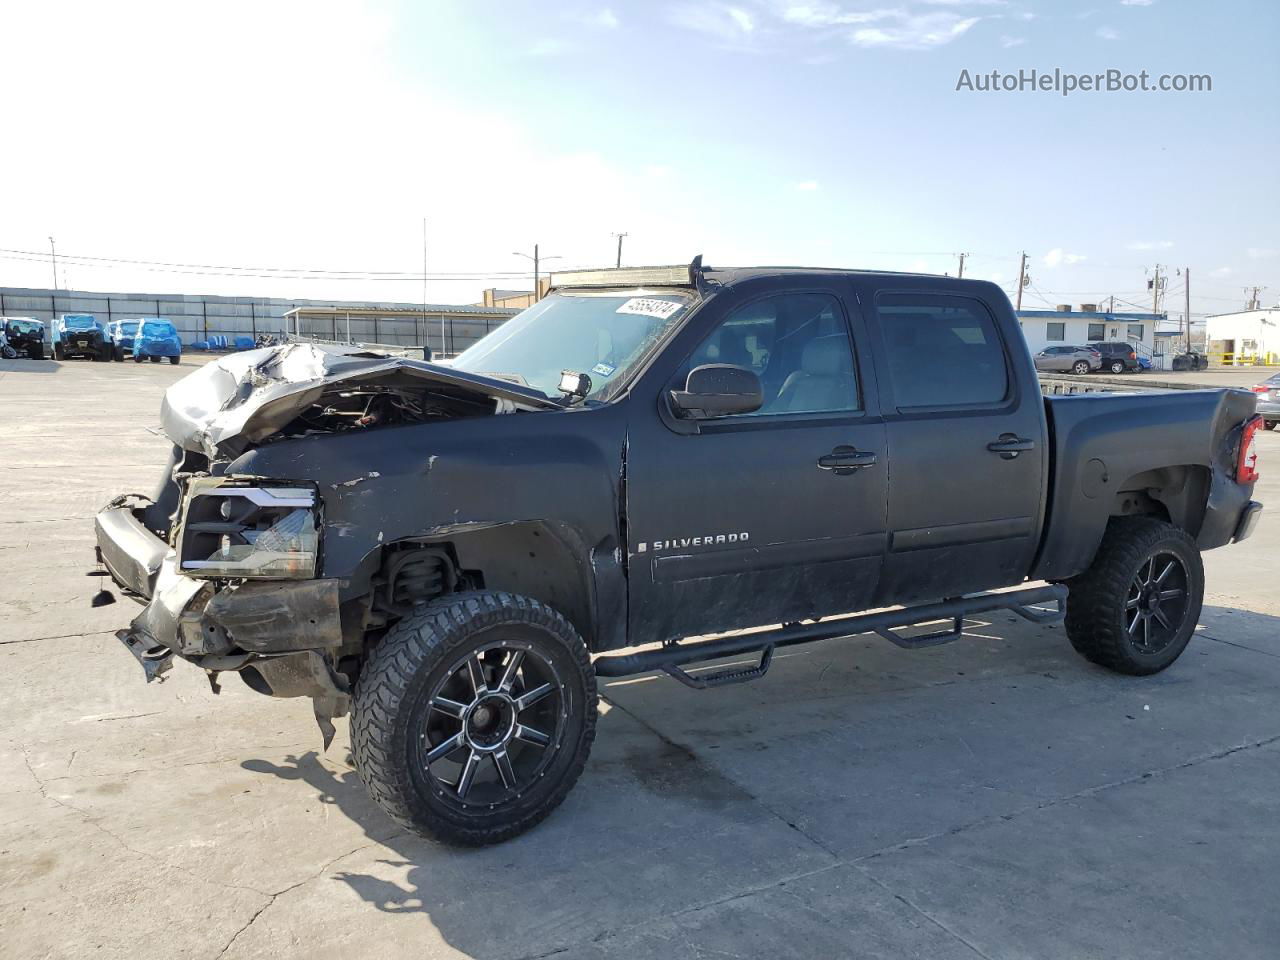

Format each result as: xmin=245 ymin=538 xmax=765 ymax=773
xmin=2 ymin=0 xmax=1277 ymax=322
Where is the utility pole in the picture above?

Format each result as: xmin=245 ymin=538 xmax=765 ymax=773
xmin=612 ymin=232 xmax=628 ymax=268
xmin=422 ymin=217 xmax=438 ymax=354
xmin=1244 ymin=285 xmax=1265 ymax=311
xmin=48 ymin=236 xmax=59 ymax=291
xmin=1014 ymin=252 xmax=1028 ymax=311
xmin=956 ymin=252 xmax=968 ymax=279
xmin=1150 ymin=264 xmax=1163 ymax=315
xmin=513 ymin=244 xmax=561 ymax=303
xmin=1184 ymin=267 xmax=1191 ymax=354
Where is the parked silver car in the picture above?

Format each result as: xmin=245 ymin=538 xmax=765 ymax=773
xmin=1033 ymin=345 xmax=1102 ymax=374
xmin=1252 ymin=372 xmax=1280 ymax=429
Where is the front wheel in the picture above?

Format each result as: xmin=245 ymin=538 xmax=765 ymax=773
xmin=351 ymin=592 xmax=597 ymax=846
xmin=1072 ymin=360 xmax=1091 ymax=374
xmin=1064 ymin=518 xmax=1203 ymax=675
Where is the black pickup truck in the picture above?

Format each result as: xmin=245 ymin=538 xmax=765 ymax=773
xmin=94 ymin=260 xmax=1264 ymax=845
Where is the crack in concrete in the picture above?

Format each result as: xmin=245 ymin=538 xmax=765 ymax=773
xmin=19 ymin=742 xmax=275 ymax=901
xmin=562 ymin=710 xmax=1280 ymax=960
xmin=214 ymin=833 xmax=403 ymax=958
xmin=1196 ymin=630 xmax=1280 ymax=660
xmin=0 ymin=629 xmax=115 ymax=646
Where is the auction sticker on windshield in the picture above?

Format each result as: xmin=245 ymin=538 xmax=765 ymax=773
xmin=616 ymin=297 xmax=683 ymax=320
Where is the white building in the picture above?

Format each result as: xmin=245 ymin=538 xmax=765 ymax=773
xmin=1205 ymin=309 xmax=1280 ymax=364
xmin=1016 ymin=307 xmax=1162 ymax=357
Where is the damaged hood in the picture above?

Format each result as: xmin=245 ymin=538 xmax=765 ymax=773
xmin=161 ymin=342 xmax=561 ymax=458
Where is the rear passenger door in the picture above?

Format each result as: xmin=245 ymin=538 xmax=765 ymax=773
xmin=861 ymin=287 xmax=1047 ymax=605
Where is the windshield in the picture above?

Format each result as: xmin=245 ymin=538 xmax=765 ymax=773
xmin=451 ymin=289 xmax=695 ymax=401
xmin=9 ymin=320 xmax=41 ymax=334
xmin=121 ymin=322 xmax=139 ymax=336
xmin=142 ymin=321 xmax=175 ymax=337
xmin=63 ymin=315 xmax=98 ymax=331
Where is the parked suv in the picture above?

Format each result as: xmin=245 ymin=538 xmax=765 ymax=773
xmin=52 ymin=314 xmax=111 ymax=361
xmin=131 ymin=318 xmax=182 ymax=364
xmin=1033 ymin=344 xmax=1101 ymax=374
xmin=1 ymin=317 xmax=46 ymax=359
xmin=1094 ymin=341 xmax=1141 ymax=374
xmin=106 ymin=320 xmax=140 ymax=361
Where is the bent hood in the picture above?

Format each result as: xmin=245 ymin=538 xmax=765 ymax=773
xmin=161 ymin=342 xmax=560 ymax=458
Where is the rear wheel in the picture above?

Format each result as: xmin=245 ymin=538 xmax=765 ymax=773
xmin=29 ymin=343 xmax=43 ymax=360
xmin=133 ymin=354 xmax=144 ymax=363
xmin=351 ymin=592 xmax=597 ymax=846
xmin=1072 ymin=360 xmax=1090 ymax=374
xmin=169 ymin=355 xmax=180 ymax=365
xmin=1109 ymin=360 xmax=1126 ymax=374
xmin=1064 ymin=518 xmax=1203 ymax=675
xmin=53 ymin=343 xmax=64 ymax=361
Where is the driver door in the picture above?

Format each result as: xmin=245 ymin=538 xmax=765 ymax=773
xmin=623 ymin=282 xmax=889 ymax=646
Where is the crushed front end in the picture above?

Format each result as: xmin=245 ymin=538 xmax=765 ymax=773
xmin=96 ymin=469 xmax=352 ymax=744
xmin=93 ymin=342 xmax=556 ymax=744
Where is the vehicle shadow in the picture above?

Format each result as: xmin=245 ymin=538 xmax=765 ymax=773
xmin=238 ymin=603 xmax=1280 ymax=956
xmin=0 ymin=358 xmax=61 ymax=374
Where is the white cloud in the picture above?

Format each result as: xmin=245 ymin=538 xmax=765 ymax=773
xmin=567 ymin=8 xmax=619 ymax=29
xmin=668 ymin=3 xmax=756 ymax=42
xmin=853 ymin=12 xmax=981 ymax=49
xmin=1247 ymin=247 xmax=1279 ymax=259
xmin=1096 ymin=25 xmax=1119 ymax=40
xmin=793 ymin=180 xmax=820 ymax=191
xmin=1043 ymin=248 xmax=1087 ymax=267
xmin=780 ymin=4 xmax=901 ymax=27
xmin=1127 ymin=240 xmax=1174 ymax=251
xmin=999 ymin=34 xmax=1026 ymax=48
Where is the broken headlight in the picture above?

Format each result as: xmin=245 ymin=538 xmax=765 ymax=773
xmin=178 ymin=479 xmax=319 ymax=579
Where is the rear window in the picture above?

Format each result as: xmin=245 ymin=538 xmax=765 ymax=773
xmin=142 ymin=321 xmax=176 ymax=337
xmin=876 ymin=294 xmax=1009 ymax=409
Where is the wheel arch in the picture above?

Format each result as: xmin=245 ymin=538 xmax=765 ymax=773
xmin=352 ymin=520 xmax=626 ymax=654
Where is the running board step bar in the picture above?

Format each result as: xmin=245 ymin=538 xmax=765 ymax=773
xmin=594 ymin=584 xmax=1067 ymax=682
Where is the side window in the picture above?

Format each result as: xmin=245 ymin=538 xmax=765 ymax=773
xmin=1046 ymin=322 xmax=1066 ymax=341
xmin=876 ymin=294 xmax=1010 ymax=409
xmin=1087 ymin=322 xmax=1106 ymax=341
xmin=684 ymin=292 xmax=860 ymax=416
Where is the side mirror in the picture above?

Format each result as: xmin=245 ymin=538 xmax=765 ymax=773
xmin=669 ymin=363 xmax=763 ymax=419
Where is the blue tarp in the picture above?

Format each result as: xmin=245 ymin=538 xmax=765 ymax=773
xmin=132 ymin=317 xmax=182 ymax=359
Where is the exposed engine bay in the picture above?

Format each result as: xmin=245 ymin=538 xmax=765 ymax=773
xmin=161 ymin=342 xmax=560 ymax=458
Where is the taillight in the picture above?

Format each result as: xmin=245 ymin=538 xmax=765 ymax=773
xmin=1128 ymin=352 xmax=1136 ymax=360
xmin=1252 ymin=385 xmax=1270 ymax=394
xmin=1238 ymin=415 xmax=1263 ymax=484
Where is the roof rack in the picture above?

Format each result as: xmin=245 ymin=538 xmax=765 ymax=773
xmin=549 ymin=255 xmax=705 ymax=291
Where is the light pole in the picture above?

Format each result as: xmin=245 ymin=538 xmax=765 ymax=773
xmin=512 ymin=244 xmax=561 ymax=302
xmin=612 ymin=231 xmax=628 ymax=268
xmin=48 ymin=236 xmax=59 ymax=290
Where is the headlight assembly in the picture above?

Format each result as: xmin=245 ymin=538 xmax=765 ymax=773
xmin=178 ymin=479 xmax=319 ymax=579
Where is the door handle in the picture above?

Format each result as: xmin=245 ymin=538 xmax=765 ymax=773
xmin=817 ymin=446 xmax=877 ymax=474
xmin=987 ymin=435 xmax=1035 ymax=459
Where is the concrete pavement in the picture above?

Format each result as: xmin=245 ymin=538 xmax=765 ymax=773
xmin=2 ymin=354 xmax=1277 ymax=959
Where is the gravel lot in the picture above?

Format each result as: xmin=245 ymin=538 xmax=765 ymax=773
xmin=2 ymin=355 xmax=1278 ymax=960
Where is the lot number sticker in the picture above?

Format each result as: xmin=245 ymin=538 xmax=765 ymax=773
xmin=616 ymin=297 xmax=683 ymax=320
